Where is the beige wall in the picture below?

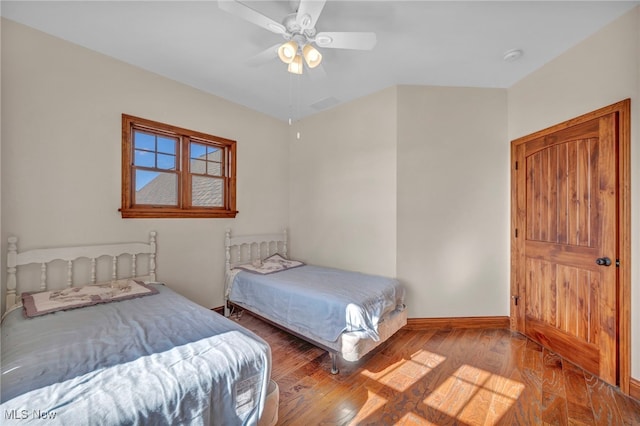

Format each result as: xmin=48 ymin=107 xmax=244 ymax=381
xmin=290 ymin=85 xmax=508 ymax=319
xmin=0 ymin=19 xmax=289 ymax=310
xmin=508 ymin=6 xmax=640 ymax=379
xmin=288 ymin=87 xmax=398 ymax=277
xmin=397 ymin=86 xmax=509 ymax=318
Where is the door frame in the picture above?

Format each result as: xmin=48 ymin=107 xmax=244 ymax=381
xmin=510 ymin=99 xmax=631 ymax=393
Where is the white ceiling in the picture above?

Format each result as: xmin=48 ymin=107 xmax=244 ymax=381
xmin=2 ymin=1 xmax=638 ymax=122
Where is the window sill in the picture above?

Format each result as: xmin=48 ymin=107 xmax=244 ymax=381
xmin=120 ymin=208 xmax=238 ymax=219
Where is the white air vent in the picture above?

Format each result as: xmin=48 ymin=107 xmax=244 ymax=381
xmin=310 ymin=96 xmax=340 ymax=110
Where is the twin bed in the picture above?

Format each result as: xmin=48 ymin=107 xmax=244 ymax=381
xmin=224 ymin=229 xmax=407 ymax=374
xmin=1 ymin=229 xmax=406 ymax=423
xmin=1 ymin=232 xmax=275 ymax=425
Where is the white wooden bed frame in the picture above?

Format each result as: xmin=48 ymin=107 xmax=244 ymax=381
xmin=5 ymin=232 xmax=157 ymax=313
xmin=225 ymin=229 xmax=288 ymax=272
xmin=224 ymin=228 xmax=407 ymax=374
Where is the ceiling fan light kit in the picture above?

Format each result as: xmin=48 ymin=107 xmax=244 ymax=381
xmin=218 ymin=0 xmax=377 ymax=75
xmin=288 ymin=55 xmax=304 ymax=75
xmin=277 ymin=39 xmax=322 ymax=72
xmin=278 ymin=40 xmax=298 ymax=64
xmin=302 ymin=44 xmax=322 ymax=68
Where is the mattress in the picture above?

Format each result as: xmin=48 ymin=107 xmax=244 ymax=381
xmin=229 ymin=265 xmax=405 ymax=343
xmin=1 ymin=283 xmax=272 ymax=425
xmin=228 ymin=264 xmax=406 ymax=362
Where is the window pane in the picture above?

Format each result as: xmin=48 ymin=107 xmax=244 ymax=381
xmin=157 ymin=137 xmax=176 ymax=155
xmin=207 ymin=162 xmax=222 ymax=176
xmin=134 ymin=131 xmax=155 ymax=151
xmin=192 ymin=176 xmax=223 ymax=207
xmin=207 ymin=148 xmax=221 ymax=162
xmin=134 ymin=149 xmax=155 ymax=167
xmin=157 ymin=153 xmax=176 ymax=170
xmin=190 ymin=142 xmax=207 ymax=160
xmin=135 ymin=170 xmax=177 ymax=205
xmin=191 ymin=159 xmax=207 ymax=174
xmin=135 ymin=170 xmax=158 ymax=191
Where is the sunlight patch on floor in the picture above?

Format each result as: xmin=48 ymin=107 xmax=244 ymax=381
xmin=360 ymin=349 xmax=446 ymax=392
xmin=398 ymin=411 xmax=437 ymax=425
xmin=423 ymin=364 xmax=524 ymax=423
xmin=349 ymin=387 xmax=388 ymax=424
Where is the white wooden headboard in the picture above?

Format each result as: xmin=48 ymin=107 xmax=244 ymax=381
xmin=224 ymin=228 xmax=288 ymax=274
xmin=6 ymin=231 xmax=157 ymax=312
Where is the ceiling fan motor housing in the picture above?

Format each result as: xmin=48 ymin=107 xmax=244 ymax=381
xmin=283 ymin=13 xmax=317 ymax=42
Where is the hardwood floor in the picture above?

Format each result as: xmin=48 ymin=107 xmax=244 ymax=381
xmin=233 ymin=313 xmax=640 ymax=425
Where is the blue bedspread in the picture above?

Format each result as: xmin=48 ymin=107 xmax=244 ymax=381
xmin=229 ymin=265 xmax=405 ymax=343
xmin=1 ymin=284 xmax=271 ymax=425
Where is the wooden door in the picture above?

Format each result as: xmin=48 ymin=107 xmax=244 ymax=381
xmin=511 ymin=100 xmax=630 ymax=388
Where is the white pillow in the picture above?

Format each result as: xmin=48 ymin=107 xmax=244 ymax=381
xmin=235 ymin=253 xmax=305 ymax=275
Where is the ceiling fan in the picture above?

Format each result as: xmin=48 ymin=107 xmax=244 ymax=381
xmin=218 ymin=0 xmax=377 ymax=74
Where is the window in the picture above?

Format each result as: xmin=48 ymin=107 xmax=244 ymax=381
xmin=120 ymin=114 xmax=237 ymax=218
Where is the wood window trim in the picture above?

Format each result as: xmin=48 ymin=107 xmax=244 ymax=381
xmin=120 ymin=114 xmax=238 ymax=219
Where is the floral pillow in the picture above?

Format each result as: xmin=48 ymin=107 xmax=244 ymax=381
xmin=22 ymin=279 xmax=159 ymax=318
xmin=235 ymin=253 xmax=305 ymax=275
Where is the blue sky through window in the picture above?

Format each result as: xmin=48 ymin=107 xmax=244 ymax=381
xmin=134 ymin=130 xmax=177 ymax=190
xmin=133 ymin=135 xmax=222 ymax=190
xmin=136 ymin=170 xmax=160 ymax=191
xmin=191 ymin=142 xmax=218 ymax=160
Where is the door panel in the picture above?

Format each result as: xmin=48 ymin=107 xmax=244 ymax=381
xmin=512 ymin=112 xmax=619 ymax=386
xmin=526 ymin=136 xmax=597 ymax=247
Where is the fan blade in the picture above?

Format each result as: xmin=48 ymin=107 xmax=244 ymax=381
xmin=246 ymin=43 xmax=280 ymax=67
xmin=218 ymin=0 xmax=286 ymax=34
xmin=296 ymin=0 xmax=326 ymax=30
xmin=315 ymin=32 xmax=377 ymax=50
